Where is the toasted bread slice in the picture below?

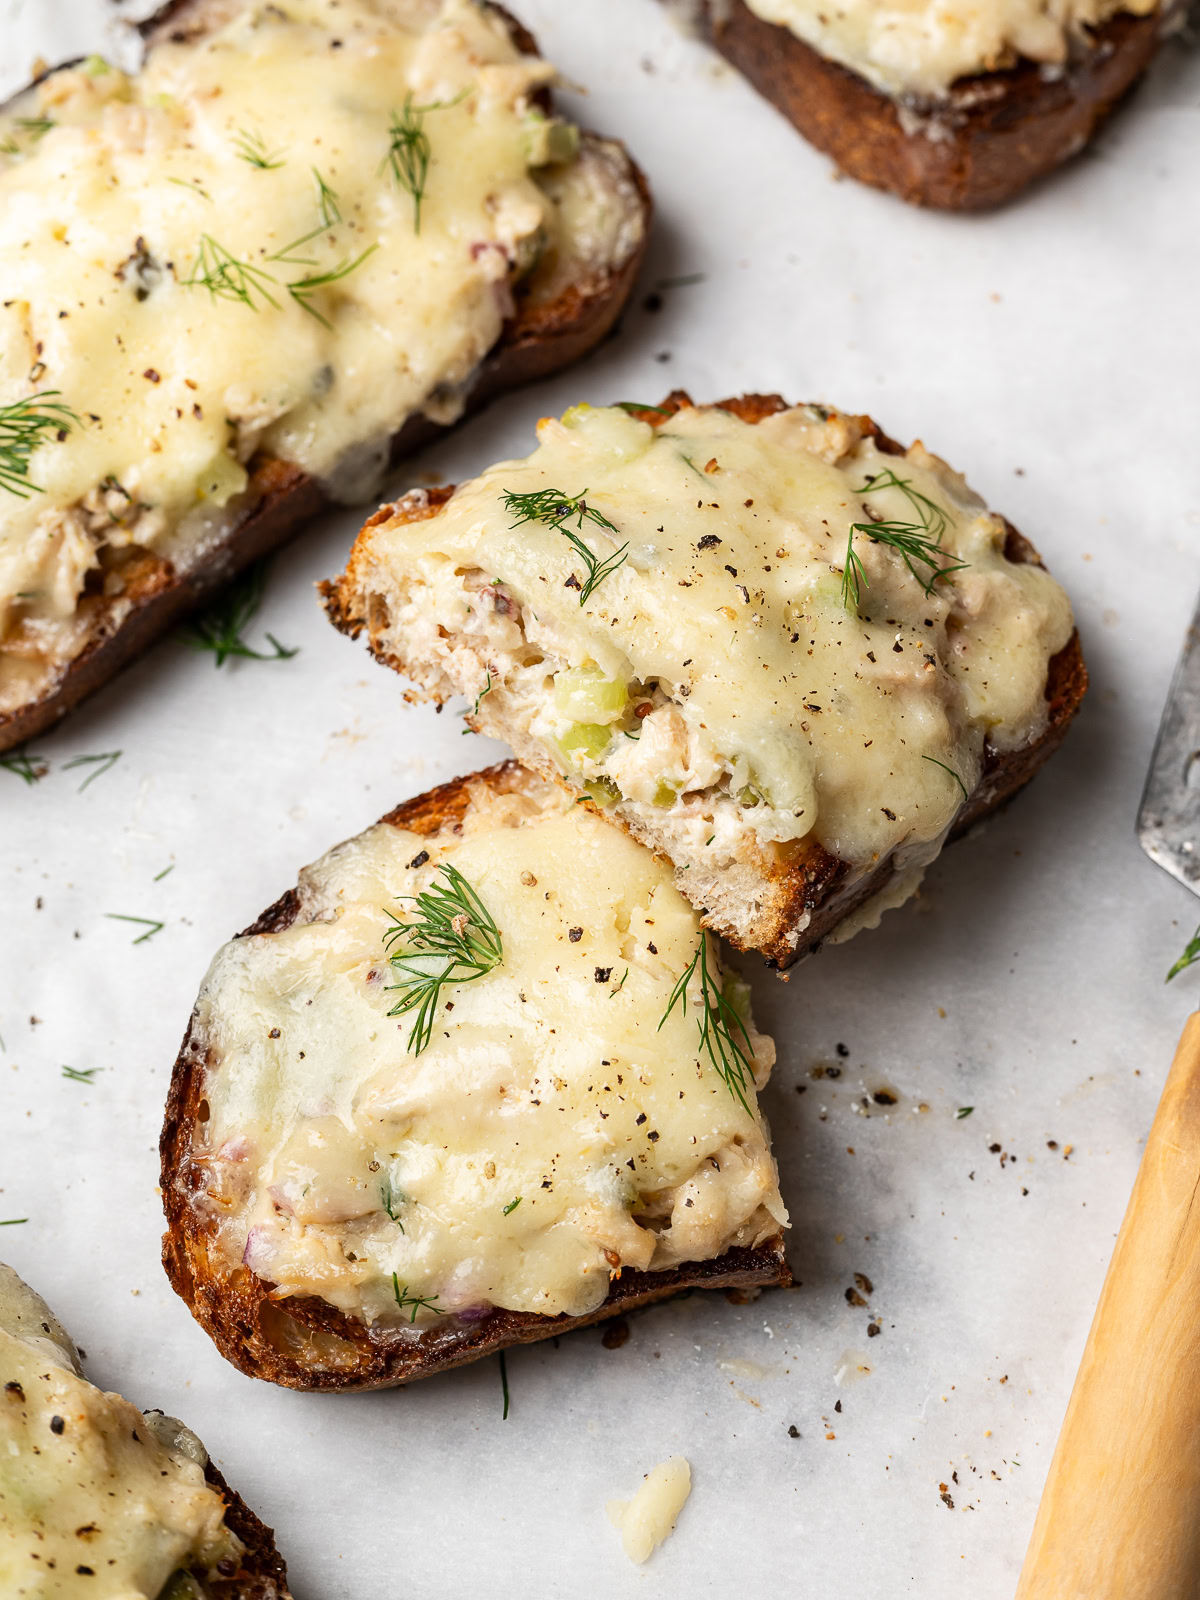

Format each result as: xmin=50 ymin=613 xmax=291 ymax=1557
xmin=683 ymin=0 xmax=1177 ymax=209
xmin=0 ymin=1262 xmax=290 ymax=1599
xmin=0 ymin=0 xmax=649 ymax=754
xmin=161 ymin=762 xmax=789 ymax=1392
xmin=321 ymin=391 xmax=1086 ymax=968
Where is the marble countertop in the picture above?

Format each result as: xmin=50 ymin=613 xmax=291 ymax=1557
xmin=2 ymin=2 xmax=1199 ymax=1594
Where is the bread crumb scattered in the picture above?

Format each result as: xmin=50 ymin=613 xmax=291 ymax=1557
xmin=606 ymin=1457 xmax=691 ymax=1564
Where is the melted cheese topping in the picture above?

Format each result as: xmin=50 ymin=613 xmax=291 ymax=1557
xmin=191 ymin=773 xmax=784 ymax=1327
xmin=746 ymin=0 xmax=1158 ymax=98
xmin=0 ymin=1276 xmax=238 ymax=1600
xmin=354 ymin=402 xmax=1074 ymax=873
xmin=0 ymin=0 xmax=595 ymax=706
xmin=607 ymin=1457 xmax=692 ymax=1564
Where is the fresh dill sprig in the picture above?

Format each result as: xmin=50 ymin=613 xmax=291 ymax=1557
xmin=472 ymin=671 xmax=493 ymax=715
xmin=841 ymin=468 xmax=966 ymax=610
xmin=956 ymin=1106 xmax=974 ymax=1119
xmin=1167 ymin=921 xmax=1200 ymax=983
xmin=0 ymin=1218 xmax=28 ymax=1226
xmin=0 ymin=392 xmax=79 ymax=498
xmin=153 ymin=864 xmax=175 ymax=881
xmin=1 ymin=747 xmax=49 ymax=784
xmin=185 ymin=561 xmax=298 ymax=667
xmin=1 ymin=116 xmax=54 ymax=156
xmin=287 ymin=245 xmax=378 ymax=328
xmin=380 ymin=1177 xmax=406 ymax=1231
xmin=63 ymin=751 xmax=122 ymax=792
xmin=613 ymin=402 xmax=671 ymax=416
xmin=383 ymin=863 xmax=503 ymax=1055
xmin=392 ymin=1272 xmax=445 ymax=1323
xmin=167 ymin=176 xmax=211 ymax=200
xmin=105 ymin=914 xmax=163 ymax=944
xmin=499 ymin=1349 xmax=510 ymax=1419
xmin=922 ymin=755 xmax=969 ymax=802
xmin=501 ymin=488 xmax=628 ymax=607
xmin=503 ymin=1196 xmax=522 ymax=1216
xmin=233 ymin=126 xmax=287 ymax=169
xmin=314 ymin=168 xmax=341 ymax=227
xmin=384 ymin=92 xmax=465 ymax=232
xmin=62 ymin=1065 xmax=102 ymax=1083
xmin=184 ymin=235 xmax=280 ymax=310
xmin=609 ymin=968 xmax=629 ymax=997
xmin=658 ymin=936 xmax=756 ymax=1114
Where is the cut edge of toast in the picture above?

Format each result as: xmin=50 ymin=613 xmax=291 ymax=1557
xmin=203 ymin=1458 xmax=292 ymax=1600
xmin=693 ymin=0 xmax=1176 ymax=210
xmin=0 ymin=1 xmax=651 ymax=756
xmin=320 ymin=392 xmax=1088 ymax=969
xmin=160 ymin=760 xmax=791 ymax=1393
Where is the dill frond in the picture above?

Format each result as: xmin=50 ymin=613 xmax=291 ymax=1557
xmin=841 ymin=467 xmax=967 ymax=610
xmin=383 ymin=863 xmax=503 ymax=1054
xmin=501 ymin=487 xmax=629 ymax=606
xmin=658 ymin=936 xmax=756 ymax=1114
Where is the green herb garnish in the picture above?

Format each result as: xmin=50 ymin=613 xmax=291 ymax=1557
xmin=153 ymin=864 xmax=175 ymax=881
xmin=1 ymin=747 xmax=49 ymax=784
xmin=383 ymin=864 xmax=503 ymax=1055
xmin=923 ymin=755 xmax=969 ymax=802
xmin=62 ymin=1065 xmax=102 ymax=1083
xmin=314 ymin=168 xmax=341 ymax=227
xmin=956 ymin=1106 xmax=974 ymax=1119
xmin=185 ymin=235 xmax=279 ymax=310
xmin=841 ymin=468 xmax=966 ymax=610
xmin=0 ymin=117 xmax=55 ymax=156
xmin=391 ymin=1273 xmax=444 ymax=1323
xmin=0 ymin=1218 xmax=28 ymax=1226
xmin=381 ymin=1177 xmax=406 ymax=1231
xmin=384 ymin=92 xmax=465 ymax=232
xmin=233 ymin=127 xmax=286 ymax=169
xmin=501 ymin=488 xmax=628 ymax=607
xmin=659 ymin=936 xmax=756 ymax=1114
xmin=613 ymin=402 xmax=672 ymax=416
xmin=0 ymin=392 xmax=78 ymax=498
xmin=64 ymin=751 xmax=121 ymax=792
xmin=105 ymin=914 xmax=163 ymax=944
xmin=609 ymin=968 xmax=629 ymax=997
xmin=499 ymin=1348 xmax=510 ymax=1419
xmin=472 ymin=671 xmax=493 ymax=715
xmin=185 ymin=561 xmax=298 ymax=667
xmin=1167 ymin=922 xmax=1200 ymax=983
xmin=503 ymin=1196 xmax=522 ymax=1216
xmin=166 ymin=176 xmax=211 ymax=200
xmin=286 ymin=245 xmax=378 ymax=328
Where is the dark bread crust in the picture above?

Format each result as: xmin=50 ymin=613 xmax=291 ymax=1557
xmin=160 ymin=761 xmax=790 ymax=1393
xmin=0 ymin=1 xmax=651 ymax=755
xmin=689 ymin=0 xmax=1173 ymax=209
xmin=202 ymin=1458 xmax=291 ymax=1600
xmin=321 ymin=391 xmax=1087 ymax=969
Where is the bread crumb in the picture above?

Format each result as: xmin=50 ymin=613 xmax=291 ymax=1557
xmin=606 ymin=1457 xmax=690 ymax=1564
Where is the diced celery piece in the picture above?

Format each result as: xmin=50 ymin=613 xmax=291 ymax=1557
xmin=523 ymin=108 xmax=580 ymax=166
xmin=559 ymin=723 xmax=611 ymax=765
xmin=652 ymin=780 xmax=679 ymax=808
xmin=553 ymin=665 xmax=628 ymax=724
xmin=583 ymin=777 xmax=620 ymax=808
xmin=561 ymin=403 xmax=593 ymax=427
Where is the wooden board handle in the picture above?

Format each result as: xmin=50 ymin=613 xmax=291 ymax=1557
xmin=1016 ymin=1012 xmax=1200 ymax=1598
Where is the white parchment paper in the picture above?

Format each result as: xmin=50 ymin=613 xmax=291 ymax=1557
xmin=1 ymin=2 xmax=1198 ymax=1595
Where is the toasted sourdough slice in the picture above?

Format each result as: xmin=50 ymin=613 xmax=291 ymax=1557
xmin=0 ymin=1262 xmax=289 ymax=1600
xmin=682 ymin=0 xmax=1178 ymax=209
xmin=321 ymin=392 xmax=1086 ymax=968
xmin=0 ymin=0 xmax=649 ymax=754
xmin=161 ymin=763 xmax=789 ymax=1392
